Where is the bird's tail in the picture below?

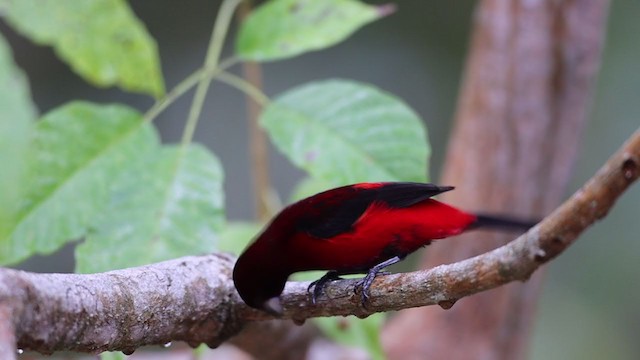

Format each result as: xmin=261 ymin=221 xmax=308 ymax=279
xmin=470 ymin=214 xmax=538 ymax=232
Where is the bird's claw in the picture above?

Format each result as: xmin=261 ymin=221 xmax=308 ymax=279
xmin=353 ymin=271 xmax=388 ymax=307
xmin=308 ymin=271 xmax=342 ymax=304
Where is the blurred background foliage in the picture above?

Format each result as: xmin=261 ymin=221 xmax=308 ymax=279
xmin=1 ymin=0 xmax=638 ymax=359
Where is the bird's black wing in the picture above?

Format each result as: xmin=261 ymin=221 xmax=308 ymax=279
xmin=372 ymin=182 xmax=454 ymax=208
xmin=297 ymin=182 xmax=454 ymax=239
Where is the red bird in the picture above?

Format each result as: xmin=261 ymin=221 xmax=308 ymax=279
xmin=233 ymin=182 xmax=535 ymax=314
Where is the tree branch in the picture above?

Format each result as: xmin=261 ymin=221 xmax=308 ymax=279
xmin=2 ymin=254 xmax=242 ymax=357
xmin=0 ymin=129 xmax=637 ymax=357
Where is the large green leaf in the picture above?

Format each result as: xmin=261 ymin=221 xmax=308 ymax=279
xmin=0 ymin=34 xmax=36 ymax=235
xmin=236 ymin=0 xmax=392 ymax=61
xmin=1 ymin=0 xmax=164 ymax=98
xmin=76 ymin=144 xmax=224 ymax=273
xmin=99 ymin=351 xmax=127 ymax=360
xmin=0 ymin=102 xmax=157 ymax=265
xmin=261 ymin=79 xmax=429 ymax=185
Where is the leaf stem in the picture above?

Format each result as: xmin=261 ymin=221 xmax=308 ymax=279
xmin=214 ymin=71 xmax=270 ymax=107
xmin=181 ymin=0 xmax=243 ymax=146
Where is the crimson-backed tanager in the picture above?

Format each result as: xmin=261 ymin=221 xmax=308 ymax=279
xmin=233 ymin=182 xmax=535 ymax=314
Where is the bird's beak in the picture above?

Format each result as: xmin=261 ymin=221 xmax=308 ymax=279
xmin=262 ymin=297 xmax=283 ymax=316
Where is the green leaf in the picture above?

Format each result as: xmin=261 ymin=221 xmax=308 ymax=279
xmin=99 ymin=351 xmax=128 ymax=360
xmin=261 ymin=79 xmax=429 ymax=185
xmin=218 ymin=221 xmax=262 ymax=255
xmin=0 ymin=33 xmax=37 ymax=235
xmin=76 ymin=144 xmax=224 ymax=273
xmin=1 ymin=0 xmax=165 ymax=98
xmin=0 ymin=102 xmax=157 ymax=265
xmin=314 ymin=314 xmax=386 ymax=360
xmin=236 ymin=0 xmax=393 ymax=61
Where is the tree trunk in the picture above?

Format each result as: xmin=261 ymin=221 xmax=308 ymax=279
xmin=383 ymin=0 xmax=610 ymax=359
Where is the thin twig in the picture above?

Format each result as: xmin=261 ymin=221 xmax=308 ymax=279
xmin=215 ymin=71 xmax=269 ymax=107
xmin=143 ymin=57 xmax=238 ymax=123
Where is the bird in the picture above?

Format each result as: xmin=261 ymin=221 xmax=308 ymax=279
xmin=232 ymin=182 xmax=536 ymax=315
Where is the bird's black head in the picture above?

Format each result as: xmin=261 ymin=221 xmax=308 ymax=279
xmin=233 ymin=253 xmax=289 ymax=315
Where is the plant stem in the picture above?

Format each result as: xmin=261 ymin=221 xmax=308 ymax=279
xmin=144 ymin=70 xmax=201 ymax=123
xmin=215 ymin=71 xmax=270 ymax=106
xmin=143 ymin=57 xmax=239 ymax=123
xmin=181 ymin=0 xmax=243 ymax=146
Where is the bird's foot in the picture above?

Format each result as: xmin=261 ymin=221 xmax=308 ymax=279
xmin=353 ymin=270 xmax=391 ymax=307
xmin=353 ymin=256 xmax=402 ymax=307
xmin=308 ymin=271 xmax=343 ymax=304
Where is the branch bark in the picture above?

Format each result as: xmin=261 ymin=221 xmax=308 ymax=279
xmin=1 ymin=254 xmax=242 ymax=357
xmin=0 ymin=128 xmax=637 ymax=358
